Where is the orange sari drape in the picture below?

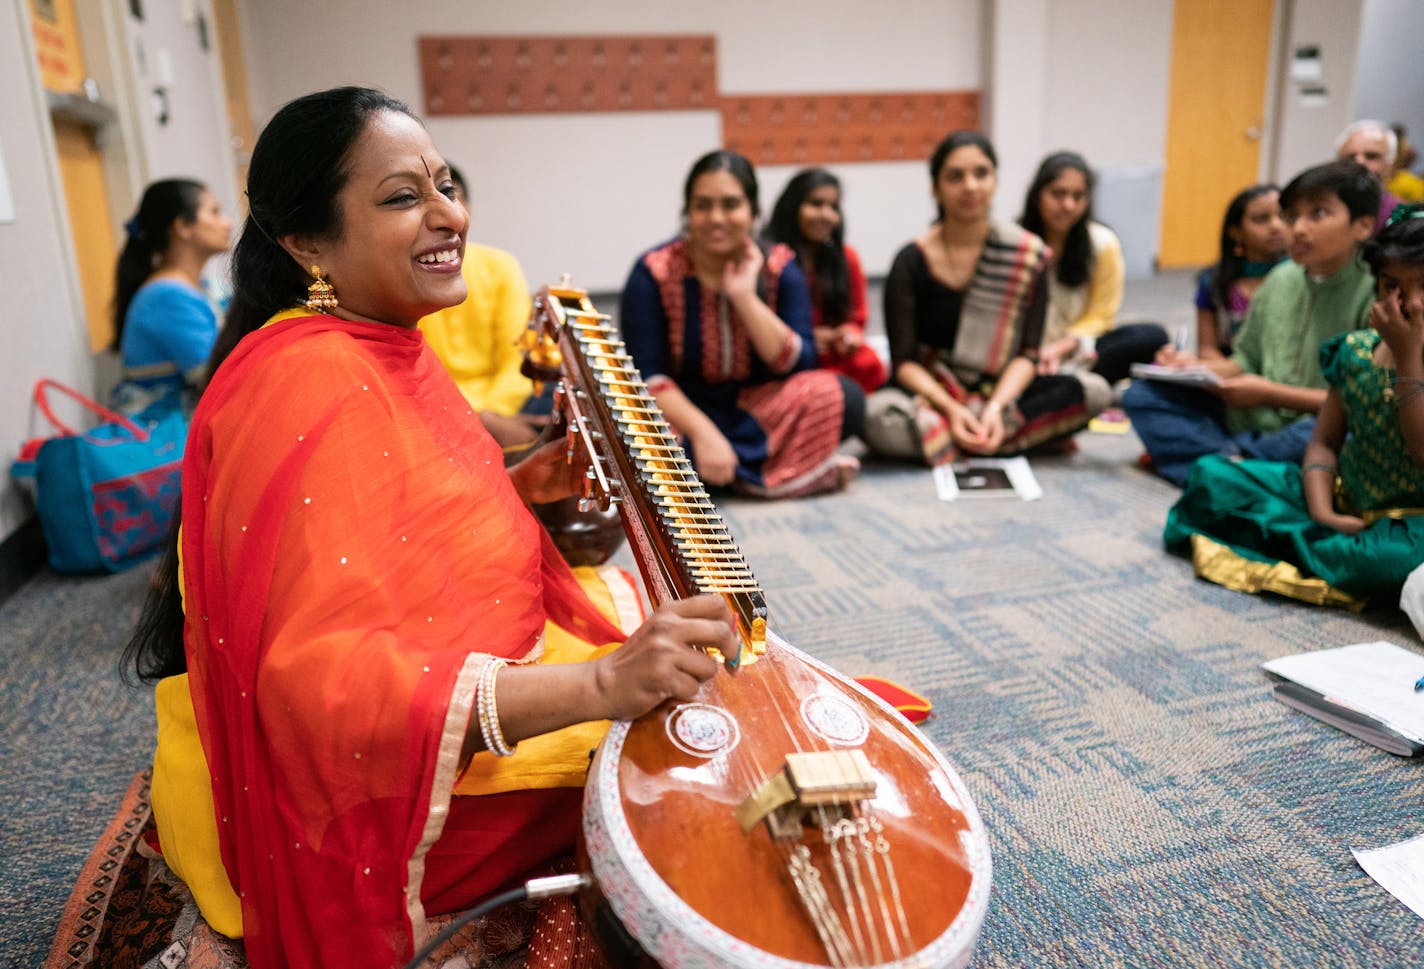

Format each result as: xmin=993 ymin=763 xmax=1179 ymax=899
xmin=181 ymin=313 xmax=624 ymax=969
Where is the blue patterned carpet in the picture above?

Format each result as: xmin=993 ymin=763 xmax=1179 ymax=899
xmin=714 ymin=434 xmax=1424 ymax=967
xmin=3 ymin=430 xmax=1423 ymax=967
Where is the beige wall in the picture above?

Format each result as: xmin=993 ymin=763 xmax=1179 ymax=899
xmin=0 ymin=0 xmax=92 ymax=541
xmin=986 ymin=0 xmax=1174 ymax=275
xmin=987 ymin=0 xmax=1177 ymax=209
xmin=238 ymin=0 xmax=982 ymax=291
xmin=118 ymin=0 xmax=239 ymax=213
xmin=1269 ymin=0 xmax=1365 ymax=183
xmin=1353 ymin=0 xmax=1424 ymax=169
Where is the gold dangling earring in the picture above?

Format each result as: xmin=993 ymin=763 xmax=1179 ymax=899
xmin=305 ymin=265 xmax=338 ymax=311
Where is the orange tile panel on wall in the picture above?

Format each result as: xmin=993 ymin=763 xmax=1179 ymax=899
xmin=721 ymin=91 xmax=980 ymax=166
xmin=419 ymin=35 xmax=718 ymax=116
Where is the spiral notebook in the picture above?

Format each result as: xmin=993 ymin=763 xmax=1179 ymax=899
xmin=1262 ymin=641 xmax=1424 ymax=757
xmin=1129 ymin=362 xmax=1222 ymax=387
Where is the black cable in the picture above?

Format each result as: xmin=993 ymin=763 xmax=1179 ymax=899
xmin=401 ymin=886 xmax=526 ymax=969
xmin=401 ymin=873 xmax=590 ymax=969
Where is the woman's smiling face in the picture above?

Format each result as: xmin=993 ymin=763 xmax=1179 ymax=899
xmin=798 ymin=183 xmax=842 ymax=245
xmin=686 ymin=169 xmax=754 ymax=260
xmin=300 ymin=110 xmax=470 ymax=327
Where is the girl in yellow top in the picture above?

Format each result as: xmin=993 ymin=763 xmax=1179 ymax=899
xmin=1018 ymin=152 xmax=1168 ymax=386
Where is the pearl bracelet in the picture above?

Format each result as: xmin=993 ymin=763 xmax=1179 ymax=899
xmin=476 ymin=657 xmax=516 ymax=757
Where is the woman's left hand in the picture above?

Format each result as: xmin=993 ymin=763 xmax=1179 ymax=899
xmin=479 ymin=411 xmax=542 ymax=448
xmin=721 ymin=239 xmax=764 ymax=303
xmin=833 ymin=324 xmax=863 ymax=354
xmin=1036 ymin=336 xmax=1080 ymax=375
xmin=506 ymin=436 xmax=589 ymax=506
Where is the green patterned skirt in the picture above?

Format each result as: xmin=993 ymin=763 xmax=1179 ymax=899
xmin=1165 ymin=455 xmax=1424 ymax=607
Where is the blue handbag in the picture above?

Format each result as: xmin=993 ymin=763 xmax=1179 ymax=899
xmin=12 ymin=379 xmax=187 ymax=573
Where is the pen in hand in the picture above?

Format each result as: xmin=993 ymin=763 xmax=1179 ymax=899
xmin=1415 ymin=674 xmax=1424 ymax=692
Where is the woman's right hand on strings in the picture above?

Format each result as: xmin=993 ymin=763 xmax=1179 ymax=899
xmin=592 ymin=596 xmax=737 ymax=720
xmin=691 ymin=427 xmax=739 ymax=486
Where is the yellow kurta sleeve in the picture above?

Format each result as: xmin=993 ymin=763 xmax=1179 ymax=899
xmin=419 ymin=244 xmax=534 ymax=415
xmin=1067 ymin=223 xmax=1124 ymax=339
xmin=152 ymin=674 xmax=244 ymax=938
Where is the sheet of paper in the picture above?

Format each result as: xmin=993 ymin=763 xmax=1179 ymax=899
xmin=1262 ymin=642 xmax=1424 ymax=743
xmin=1002 ymin=455 xmax=1042 ymax=501
xmin=933 ymin=456 xmax=1041 ymax=503
xmin=1353 ymin=832 xmax=1424 ymax=922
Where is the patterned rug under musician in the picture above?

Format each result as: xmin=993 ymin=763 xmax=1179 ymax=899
xmin=44 ymin=769 xmax=606 ymax=969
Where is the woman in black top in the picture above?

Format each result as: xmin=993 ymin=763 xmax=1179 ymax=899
xmin=864 ymin=131 xmax=1108 ymax=463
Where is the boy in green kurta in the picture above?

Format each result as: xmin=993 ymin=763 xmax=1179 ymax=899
xmin=1164 ymin=206 xmax=1424 ymax=607
xmin=1122 ymin=161 xmax=1380 ymax=484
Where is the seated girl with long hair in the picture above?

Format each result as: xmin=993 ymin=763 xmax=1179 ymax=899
xmin=864 ymin=132 xmax=1109 ymax=464
xmin=1017 ymin=151 xmax=1168 ymax=386
xmin=1158 ymin=183 xmax=1287 ymax=365
xmin=110 ymin=178 xmax=233 ymax=415
xmin=764 ymin=167 xmax=886 ymax=393
xmin=619 ymin=150 xmax=865 ymax=498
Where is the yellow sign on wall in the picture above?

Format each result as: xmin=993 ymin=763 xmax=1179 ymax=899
xmin=30 ymin=0 xmax=85 ymax=93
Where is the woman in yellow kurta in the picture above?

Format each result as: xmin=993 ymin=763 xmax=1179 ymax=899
xmin=1018 ymin=151 xmax=1168 ymax=386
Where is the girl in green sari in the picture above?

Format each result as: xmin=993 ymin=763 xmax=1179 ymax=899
xmin=1165 ymin=205 xmax=1424 ymax=608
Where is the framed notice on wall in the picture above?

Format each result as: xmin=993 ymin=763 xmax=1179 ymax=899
xmin=28 ymin=0 xmax=85 ymax=92
xmin=0 ymin=139 xmax=14 ymax=224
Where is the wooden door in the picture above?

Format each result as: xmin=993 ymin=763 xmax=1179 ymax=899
xmin=211 ymin=0 xmax=256 ymax=197
xmin=1158 ymin=0 xmax=1275 ymax=268
xmin=52 ymin=119 xmax=119 ymax=352
xmin=30 ymin=0 xmax=121 ymax=351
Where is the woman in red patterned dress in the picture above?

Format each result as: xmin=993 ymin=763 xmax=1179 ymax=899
xmin=619 ymin=150 xmax=864 ymax=499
